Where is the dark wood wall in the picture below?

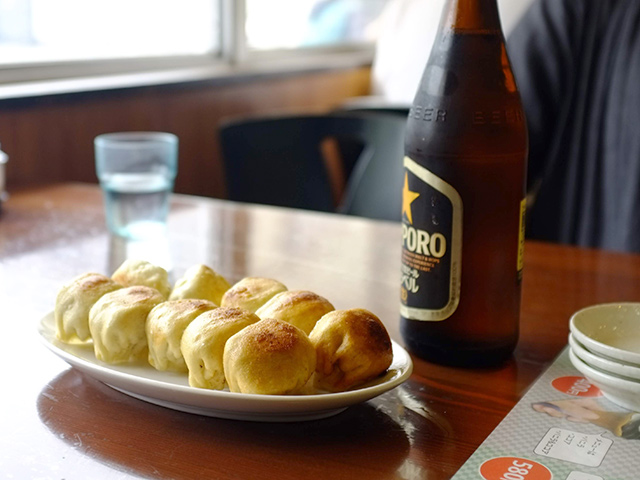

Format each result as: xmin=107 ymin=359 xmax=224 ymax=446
xmin=0 ymin=66 xmax=371 ymax=198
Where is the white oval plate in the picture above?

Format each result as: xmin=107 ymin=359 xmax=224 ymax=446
xmin=38 ymin=312 xmax=413 ymax=422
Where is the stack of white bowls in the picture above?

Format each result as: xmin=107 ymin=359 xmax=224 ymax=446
xmin=569 ymin=303 xmax=640 ymax=411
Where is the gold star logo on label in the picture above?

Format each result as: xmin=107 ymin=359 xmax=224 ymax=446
xmin=402 ymin=172 xmax=420 ymax=224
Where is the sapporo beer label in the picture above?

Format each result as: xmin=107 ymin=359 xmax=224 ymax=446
xmin=400 ymin=156 xmax=462 ymax=321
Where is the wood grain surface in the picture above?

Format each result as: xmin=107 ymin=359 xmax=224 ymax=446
xmin=0 ymin=66 xmax=371 ymax=198
xmin=2 ymin=183 xmax=640 ymax=480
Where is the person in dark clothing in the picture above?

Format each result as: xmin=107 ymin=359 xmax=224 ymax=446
xmin=507 ymin=0 xmax=640 ymax=252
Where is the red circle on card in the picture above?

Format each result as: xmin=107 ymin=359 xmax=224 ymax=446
xmin=479 ymin=457 xmax=552 ymax=480
xmin=551 ymin=376 xmax=602 ymax=397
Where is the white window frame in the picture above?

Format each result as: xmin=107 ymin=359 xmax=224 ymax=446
xmin=0 ymin=0 xmax=377 ymax=99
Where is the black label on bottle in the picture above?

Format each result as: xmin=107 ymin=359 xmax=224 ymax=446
xmin=400 ymin=156 xmax=462 ymax=321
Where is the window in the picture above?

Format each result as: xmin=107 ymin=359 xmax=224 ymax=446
xmin=245 ymin=0 xmax=387 ymax=51
xmin=0 ymin=0 xmax=220 ymax=66
xmin=0 ymin=0 xmax=391 ymax=92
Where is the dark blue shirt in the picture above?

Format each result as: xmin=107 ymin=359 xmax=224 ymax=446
xmin=508 ymin=0 xmax=640 ymax=252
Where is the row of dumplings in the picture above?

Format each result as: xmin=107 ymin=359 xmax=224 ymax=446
xmin=54 ymin=259 xmax=393 ymax=395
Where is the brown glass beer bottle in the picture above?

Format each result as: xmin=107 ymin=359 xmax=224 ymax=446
xmin=400 ymin=0 xmax=528 ymax=366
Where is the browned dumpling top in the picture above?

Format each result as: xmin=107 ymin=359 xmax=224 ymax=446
xmin=220 ymin=277 xmax=287 ymax=313
xmin=310 ymin=308 xmax=392 ymax=392
xmin=89 ymin=285 xmax=165 ymax=364
xmin=55 ymin=272 xmax=122 ymax=343
xmin=255 ymin=290 xmax=334 ymax=335
xmin=223 ymin=318 xmax=316 ymax=395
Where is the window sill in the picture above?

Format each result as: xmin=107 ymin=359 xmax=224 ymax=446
xmin=0 ymin=51 xmax=373 ymax=101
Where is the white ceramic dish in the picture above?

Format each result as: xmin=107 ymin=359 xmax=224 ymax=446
xmin=38 ymin=312 xmax=413 ymax=422
xmin=569 ymin=349 xmax=640 ymax=412
xmin=569 ymin=333 xmax=640 ymax=381
xmin=569 ymin=302 xmax=640 ymax=366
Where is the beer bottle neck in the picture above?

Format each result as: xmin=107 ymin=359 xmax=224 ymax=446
xmin=439 ymin=0 xmax=502 ymax=33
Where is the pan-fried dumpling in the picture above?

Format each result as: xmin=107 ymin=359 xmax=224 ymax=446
xmin=180 ymin=307 xmax=260 ymax=389
xmin=54 ymin=273 xmax=122 ymax=343
xmin=223 ymin=318 xmax=316 ymax=395
xmin=111 ymin=259 xmax=171 ymax=298
xmin=89 ymin=286 xmax=165 ymax=364
xmin=146 ymin=299 xmax=217 ymax=372
xmin=310 ymin=308 xmax=393 ymax=392
xmin=220 ymin=277 xmax=287 ymax=313
xmin=169 ymin=264 xmax=230 ymax=305
xmin=255 ymin=290 xmax=334 ymax=335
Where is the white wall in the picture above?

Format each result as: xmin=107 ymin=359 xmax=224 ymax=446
xmin=371 ymin=0 xmax=536 ymax=103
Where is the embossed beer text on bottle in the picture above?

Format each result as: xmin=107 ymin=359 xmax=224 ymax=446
xmin=400 ymin=0 xmax=528 ymax=366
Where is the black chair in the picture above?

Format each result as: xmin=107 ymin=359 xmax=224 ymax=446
xmin=336 ymin=97 xmax=411 ymax=118
xmin=219 ymin=113 xmax=406 ymax=221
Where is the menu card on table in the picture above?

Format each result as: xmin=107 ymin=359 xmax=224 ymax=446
xmin=452 ymin=348 xmax=639 ymax=480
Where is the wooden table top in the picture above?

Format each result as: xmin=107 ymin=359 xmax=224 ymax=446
xmin=2 ymin=183 xmax=640 ymax=480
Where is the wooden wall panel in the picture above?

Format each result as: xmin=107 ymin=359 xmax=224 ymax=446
xmin=0 ymin=66 xmax=371 ymax=198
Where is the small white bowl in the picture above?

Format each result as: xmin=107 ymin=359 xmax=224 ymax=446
xmin=569 ymin=303 xmax=640 ymax=366
xmin=569 ymin=349 xmax=640 ymax=412
xmin=569 ymin=333 xmax=640 ymax=381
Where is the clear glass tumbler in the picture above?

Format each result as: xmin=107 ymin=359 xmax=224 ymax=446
xmin=95 ymin=132 xmax=178 ymax=239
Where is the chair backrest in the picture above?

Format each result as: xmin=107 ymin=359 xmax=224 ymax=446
xmin=338 ymin=112 xmax=406 ymax=221
xmin=219 ymin=113 xmax=407 ymax=221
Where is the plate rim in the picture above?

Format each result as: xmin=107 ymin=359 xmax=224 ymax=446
xmin=569 ymin=348 xmax=640 ymax=392
xmin=39 ymin=311 xmax=413 ymax=421
xmin=568 ymin=348 xmax=640 ymax=413
xmin=569 ymin=302 xmax=640 ymax=365
xmin=568 ymin=333 xmax=640 ymax=381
